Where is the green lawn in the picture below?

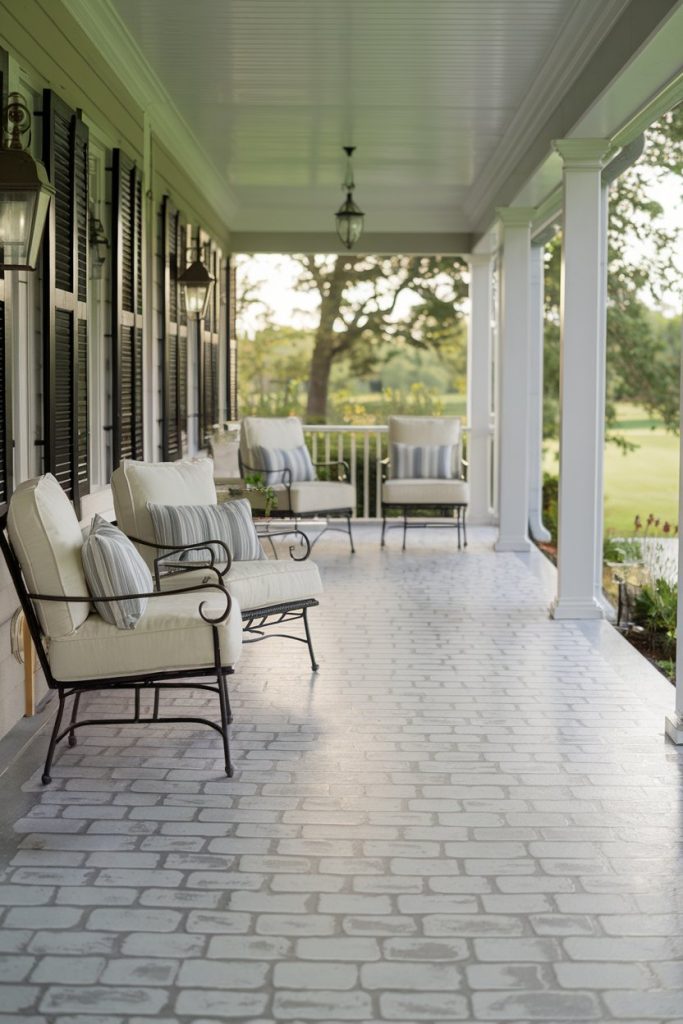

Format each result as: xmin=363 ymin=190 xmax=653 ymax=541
xmin=544 ymin=407 xmax=679 ymax=536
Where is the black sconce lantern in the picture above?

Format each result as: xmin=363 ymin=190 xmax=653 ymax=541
xmin=0 ymin=91 xmax=55 ymax=270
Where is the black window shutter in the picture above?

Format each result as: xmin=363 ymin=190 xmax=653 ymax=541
xmin=0 ymin=274 xmax=11 ymax=517
xmin=42 ymin=90 xmax=89 ymax=518
xmin=112 ymin=149 xmax=144 ymax=467
xmin=160 ymin=196 xmax=188 ymax=461
xmin=0 ymin=62 xmax=10 ymax=514
xmin=226 ymin=257 xmax=238 ymax=420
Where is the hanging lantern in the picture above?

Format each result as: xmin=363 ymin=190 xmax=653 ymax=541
xmin=335 ymin=145 xmax=364 ymax=249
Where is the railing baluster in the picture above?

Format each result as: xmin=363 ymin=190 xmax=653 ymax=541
xmin=325 ymin=433 xmax=331 ymax=466
xmin=375 ymin=431 xmax=383 ymax=519
xmin=350 ymin=434 xmax=357 ymax=518
xmin=363 ymin=432 xmax=370 ymax=519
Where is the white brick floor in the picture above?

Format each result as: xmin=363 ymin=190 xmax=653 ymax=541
xmin=1 ymin=525 xmax=682 ymax=1022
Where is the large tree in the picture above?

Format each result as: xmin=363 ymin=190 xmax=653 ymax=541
xmin=544 ymin=107 xmax=683 ymax=440
xmin=292 ymin=255 xmax=468 ymax=421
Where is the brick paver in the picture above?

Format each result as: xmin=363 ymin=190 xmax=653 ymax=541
xmin=0 ymin=526 xmax=682 ymax=1022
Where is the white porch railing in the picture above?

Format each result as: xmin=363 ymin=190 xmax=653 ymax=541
xmin=303 ymin=424 xmax=475 ymax=520
xmin=304 ymin=425 xmax=388 ymax=519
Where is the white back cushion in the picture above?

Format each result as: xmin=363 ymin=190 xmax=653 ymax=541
xmin=8 ymin=474 xmax=90 ymax=638
xmin=388 ymin=416 xmax=461 ymax=447
xmin=111 ymin=459 xmax=217 ymax=570
xmin=240 ymin=417 xmax=305 ymax=471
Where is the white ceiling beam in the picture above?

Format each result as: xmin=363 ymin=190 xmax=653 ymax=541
xmin=229 ymin=232 xmax=474 ymax=256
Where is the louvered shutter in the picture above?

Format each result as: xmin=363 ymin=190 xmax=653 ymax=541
xmin=42 ymin=91 xmax=89 ymax=517
xmin=160 ymin=196 xmax=188 ymax=460
xmin=0 ymin=231 xmax=11 ymax=516
xmin=226 ymin=257 xmax=238 ymax=419
xmin=112 ymin=149 xmax=144 ymax=467
xmin=0 ymin=70 xmax=10 ymax=514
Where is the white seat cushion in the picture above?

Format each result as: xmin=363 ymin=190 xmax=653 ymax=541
xmin=111 ymin=459 xmax=218 ymax=571
xmin=382 ymin=478 xmax=469 ymax=505
xmin=160 ymin=558 xmax=323 ymax=613
xmin=7 ymin=475 xmax=90 ymax=638
xmin=48 ymin=590 xmax=242 ymax=682
xmin=249 ymin=481 xmax=355 ymax=515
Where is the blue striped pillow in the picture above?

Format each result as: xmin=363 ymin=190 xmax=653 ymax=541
xmin=256 ymin=444 xmax=316 ymax=486
xmin=81 ymin=515 xmax=153 ymax=630
xmin=147 ymin=499 xmax=265 ymax=563
xmin=391 ymin=442 xmax=455 ymax=480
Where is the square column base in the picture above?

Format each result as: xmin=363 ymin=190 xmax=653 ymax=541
xmin=494 ymin=538 xmax=531 ymax=553
xmin=665 ymin=713 xmax=683 ymax=744
xmin=550 ymin=597 xmax=604 ymax=620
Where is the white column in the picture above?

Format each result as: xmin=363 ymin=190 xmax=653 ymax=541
xmin=495 ymin=208 xmax=534 ymax=552
xmin=467 ymin=254 xmax=495 ymax=525
xmin=551 ymin=139 xmax=610 ymax=619
xmin=594 ymin=182 xmax=611 ymax=613
xmin=665 ymin=324 xmax=683 ymax=742
xmin=528 ymin=242 xmax=551 ymax=542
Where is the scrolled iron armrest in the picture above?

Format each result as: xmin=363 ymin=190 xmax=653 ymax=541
xmin=152 ymin=540 xmax=232 ymax=590
xmin=125 ymin=534 xmax=233 ymax=590
xmin=257 ymin=526 xmax=312 ymax=561
xmin=380 ymin=456 xmax=390 ymax=483
xmin=27 ymin=581 xmax=233 ymax=625
xmin=313 ymin=459 xmax=350 ymax=482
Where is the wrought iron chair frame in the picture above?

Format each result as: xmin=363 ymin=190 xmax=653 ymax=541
xmin=239 ymin=455 xmax=356 ymax=554
xmin=0 ymin=516 xmax=238 ymax=785
xmin=137 ymin=526 xmax=320 ymax=671
xmin=380 ymin=457 xmax=468 ymax=551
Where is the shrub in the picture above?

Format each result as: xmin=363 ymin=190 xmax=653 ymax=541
xmin=542 ymin=473 xmax=558 ymax=546
xmin=633 ymin=577 xmax=677 ymax=659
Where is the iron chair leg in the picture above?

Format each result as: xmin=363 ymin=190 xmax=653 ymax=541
xmin=462 ymin=507 xmax=468 ymax=548
xmin=222 ymin=670 xmax=233 ymax=723
xmin=42 ymin=689 xmax=67 ymax=785
xmin=212 ymin=628 xmax=233 ymax=778
xmin=303 ymin=606 xmax=319 ymax=672
xmin=402 ymin=508 xmax=408 ymax=551
xmin=346 ymin=514 xmax=356 ymax=554
xmin=67 ymin=691 xmax=81 ymax=747
xmin=381 ymin=512 xmax=387 ymax=547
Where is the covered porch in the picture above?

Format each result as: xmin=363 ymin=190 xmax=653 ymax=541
xmin=1 ymin=0 xmax=683 ymax=1018
xmin=0 ymin=526 xmax=679 ymax=1019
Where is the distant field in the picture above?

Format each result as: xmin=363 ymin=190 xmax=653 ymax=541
xmin=544 ymin=404 xmax=679 ymax=536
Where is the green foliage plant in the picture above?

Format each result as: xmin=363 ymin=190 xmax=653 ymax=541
xmin=632 ymin=577 xmax=677 ymax=659
xmin=244 ymin=473 xmax=278 ymax=517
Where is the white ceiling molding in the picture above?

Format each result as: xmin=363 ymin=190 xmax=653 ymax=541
xmin=467 ymin=0 xmax=629 ymax=225
xmin=229 ymin=232 xmax=474 ymax=256
xmin=61 ymin=0 xmax=239 ymax=228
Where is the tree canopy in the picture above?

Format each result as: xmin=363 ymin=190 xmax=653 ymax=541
xmin=291 ymin=254 xmax=468 ymax=421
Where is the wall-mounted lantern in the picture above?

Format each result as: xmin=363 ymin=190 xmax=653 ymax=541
xmin=179 ymin=243 xmax=215 ymax=319
xmin=0 ymin=91 xmax=55 ymax=270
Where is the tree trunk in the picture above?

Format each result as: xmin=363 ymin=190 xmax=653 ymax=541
xmin=305 ymin=256 xmax=347 ymax=422
xmin=306 ymin=336 xmax=335 ymax=422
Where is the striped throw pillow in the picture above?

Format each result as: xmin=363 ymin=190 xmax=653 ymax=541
xmin=256 ymin=444 xmax=315 ymax=486
xmin=81 ymin=515 xmax=153 ymax=630
xmin=391 ymin=442 xmax=455 ymax=480
xmin=147 ymin=499 xmax=265 ymax=563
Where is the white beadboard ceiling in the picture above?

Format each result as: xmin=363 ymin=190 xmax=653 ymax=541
xmin=108 ymin=0 xmax=674 ymax=245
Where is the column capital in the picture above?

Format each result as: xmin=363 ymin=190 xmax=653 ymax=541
xmin=553 ymin=138 xmax=611 ymax=168
xmin=466 ymin=252 xmax=495 ymax=268
xmin=496 ymin=206 xmax=535 ymax=228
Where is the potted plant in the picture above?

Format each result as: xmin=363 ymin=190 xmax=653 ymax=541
xmin=244 ymin=473 xmax=278 ymax=518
